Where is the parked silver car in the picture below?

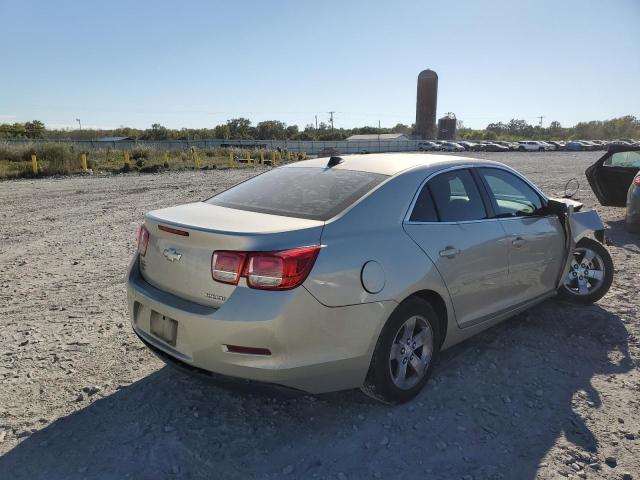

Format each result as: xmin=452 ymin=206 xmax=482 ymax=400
xmin=127 ymin=154 xmax=613 ymax=403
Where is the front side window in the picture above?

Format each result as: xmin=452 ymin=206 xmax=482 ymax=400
xmin=604 ymin=151 xmax=640 ymax=168
xmin=206 ymin=167 xmax=388 ymax=221
xmin=427 ymin=169 xmax=487 ymax=222
xmin=479 ymin=168 xmax=543 ymax=217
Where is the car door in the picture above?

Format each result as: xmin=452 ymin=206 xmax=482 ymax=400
xmin=403 ymin=168 xmax=511 ymax=328
xmin=476 ymin=167 xmax=565 ymax=306
xmin=586 ymin=148 xmax=640 ymax=207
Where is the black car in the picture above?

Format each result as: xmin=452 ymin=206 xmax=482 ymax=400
xmin=483 ymin=142 xmax=509 ymax=152
xmin=586 ymin=146 xmax=640 ymax=232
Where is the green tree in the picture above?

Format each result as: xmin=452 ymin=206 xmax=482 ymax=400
xmin=290 ymin=130 xmax=315 ymax=140
xmin=141 ymin=123 xmax=170 ymax=141
xmin=213 ymin=124 xmax=230 ymax=139
xmin=482 ymin=130 xmax=498 ymax=140
xmin=256 ymin=120 xmax=287 ymax=140
xmin=226 ymin=118 xmax=253 ymax=139
xmin=24 ymin=120 xmax=45 ymax=138
xmin=285 ymin=125 xmax=299 ymax=138
xmin=507 ymin=119 xmax=532 ymax=136
xmin=487 ymin=122 xmax=508 ymax=135
xmin=390 ymin=123 xmax=411 ymax=135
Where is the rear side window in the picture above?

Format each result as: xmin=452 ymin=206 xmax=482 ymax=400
xmin=206 ymin=167 xmax=388 ymax=221
xmin=427 ymin=169 xmax=487 ymax=222
xmin=409 ymin=186 xmax=438 ymax=222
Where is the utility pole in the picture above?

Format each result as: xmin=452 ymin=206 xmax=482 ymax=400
xmin=315 ymin=115 xmax=318 ymax=131
xmin=537 ymin=116 xmax=544 ymax=128
xmin=76 ymin=118 xmax=82 ymax=130
xmin=378 ymin=120 xmax=381 ymax=152
xmin=328 ymin=111 xmax=335 ymax=131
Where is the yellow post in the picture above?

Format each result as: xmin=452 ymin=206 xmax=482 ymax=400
xmin=259 ymin=151 xmax=264 ymax=165
xmin=270 ymin=151 xmax=276 ymax=165
xmin=81 ymin=153 xmax=88 ymax=172
xmin=124 ymin=151 xmax=131 ymax=168
xmin=244 ymin=150 xmax=250 ymax=160
xmin=195 ymin=152 xmax=201 ymax=169
xmin=163 ymin=151 xmax=169 ymax=166
xmin=229 ymin=151 xmax=234 ymax=168
xmin=275 ymin=152 xmax=281 ymax=166
xmin=31 ymin=154 xmax=38 ymax=175
xmin=288 ymin=152 xmax=292 ymax=161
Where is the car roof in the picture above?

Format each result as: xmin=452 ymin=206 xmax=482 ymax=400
xmin=283 ymin=153 xmax=505 ymax=176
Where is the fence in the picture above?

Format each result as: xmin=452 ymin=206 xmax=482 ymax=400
xmin=2 ymin=139 xmax=425 ymax=155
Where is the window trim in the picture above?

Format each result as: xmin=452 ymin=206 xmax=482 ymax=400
xmin=403 ymin=164 xmax=549 ymax=225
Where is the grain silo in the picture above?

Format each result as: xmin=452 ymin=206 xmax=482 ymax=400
xmin=415 ymin=69 xmax=438 ymax=140
xmin=437 ymin=112 xmax=457 ymax=140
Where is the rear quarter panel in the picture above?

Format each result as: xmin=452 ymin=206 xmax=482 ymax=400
xmin=304 ymin=168 xmax=454 ymax=322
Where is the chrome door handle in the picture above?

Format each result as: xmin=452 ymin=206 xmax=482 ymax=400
xmin=439 ymin=246 xmax=460 ymax=258
xmin=512 ymin=237 xmax=526 ymax=248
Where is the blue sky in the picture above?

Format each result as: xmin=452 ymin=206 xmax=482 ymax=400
xmin=1 ymin=0 xmax=638 ymax=130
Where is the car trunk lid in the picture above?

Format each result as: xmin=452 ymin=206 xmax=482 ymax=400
xmin=139 ymin=202 xmax=324 ymax=308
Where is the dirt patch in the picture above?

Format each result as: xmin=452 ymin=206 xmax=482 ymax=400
xmin=0 ymin=153 xmax=638 ymax=479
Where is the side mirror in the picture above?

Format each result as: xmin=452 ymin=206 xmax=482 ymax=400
xmin=546 ymin=199 xmax=568 ymax=215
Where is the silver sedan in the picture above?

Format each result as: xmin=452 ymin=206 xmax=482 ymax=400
xmin=127 ymin=154 xmax=613 ymax=403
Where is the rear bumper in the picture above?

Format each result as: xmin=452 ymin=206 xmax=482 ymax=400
xmin=126 ymin=256 xmax=395 ymax=393
xmin=135 ymin=331 xmax=305 ymax=397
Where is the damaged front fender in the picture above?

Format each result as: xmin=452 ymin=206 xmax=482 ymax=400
xmin=549 ymin=199 xmax=606 ymax=289
xmin=569 ymin=209 xmax=606 ymax=244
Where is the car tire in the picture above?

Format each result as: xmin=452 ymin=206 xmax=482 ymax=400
xmin=557 ymin=238 xmax=614 ymax=305
xmin=518 ymin=146 xmax=525 ymax=152
xmin=538 ymin=147 xmax=544 ymax=151
xmin=361 ymin=297 xmax=441 ymax=404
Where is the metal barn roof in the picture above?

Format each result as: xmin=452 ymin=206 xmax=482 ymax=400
xmin=345 ymin=133 xmax=409 ymax=141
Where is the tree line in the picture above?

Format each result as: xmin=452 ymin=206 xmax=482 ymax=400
xmin=1 ymin=116 xmax=638 ymax=141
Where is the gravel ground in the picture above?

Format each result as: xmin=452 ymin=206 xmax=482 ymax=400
xmin=0 ymin=152 xmax=638 ymax=480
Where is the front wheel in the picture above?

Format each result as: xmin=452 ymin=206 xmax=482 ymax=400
xmin=361 ymin=297 xmax=440 ymax=404
xmin=558 ymin=238 xmax=613 ymax=304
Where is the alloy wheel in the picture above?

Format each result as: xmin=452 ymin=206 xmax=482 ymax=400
xmin=563 ymin=247 xmax=606 ymax=296
xmin=388 ymin=315 xmax=434 ymax=390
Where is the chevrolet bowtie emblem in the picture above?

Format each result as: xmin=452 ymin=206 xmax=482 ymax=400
xmin=162 ymin=248 xmax=182 ymax=262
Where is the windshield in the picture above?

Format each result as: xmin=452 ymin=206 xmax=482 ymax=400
xmin=206 ymin=167 xmax=388 ymax=221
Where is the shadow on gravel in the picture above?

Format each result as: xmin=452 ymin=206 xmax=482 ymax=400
xmin=605 ymin=219 xmax=639 ymax=250
xmin=0 ymin=302 xmax=632 ymax=480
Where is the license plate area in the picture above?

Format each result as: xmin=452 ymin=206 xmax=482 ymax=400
xmin=150 ymin=311 xmax=178 ymax=347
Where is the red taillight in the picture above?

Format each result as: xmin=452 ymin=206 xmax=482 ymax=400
xmin=211 ymin=251 xmax=247 ymax=285
xmin=634 ymin=175 xmax=640 ymax=187
xmin=244 ymin=246 xmax=320 ymax=290
xmin=136 ymin=225 xmax=149 ymax=256
xmin=211 ymin=246 xmax=320 ymax=290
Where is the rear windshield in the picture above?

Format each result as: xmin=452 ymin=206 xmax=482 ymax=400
xmin=206 ymin=167 xmax=388 ymax=220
